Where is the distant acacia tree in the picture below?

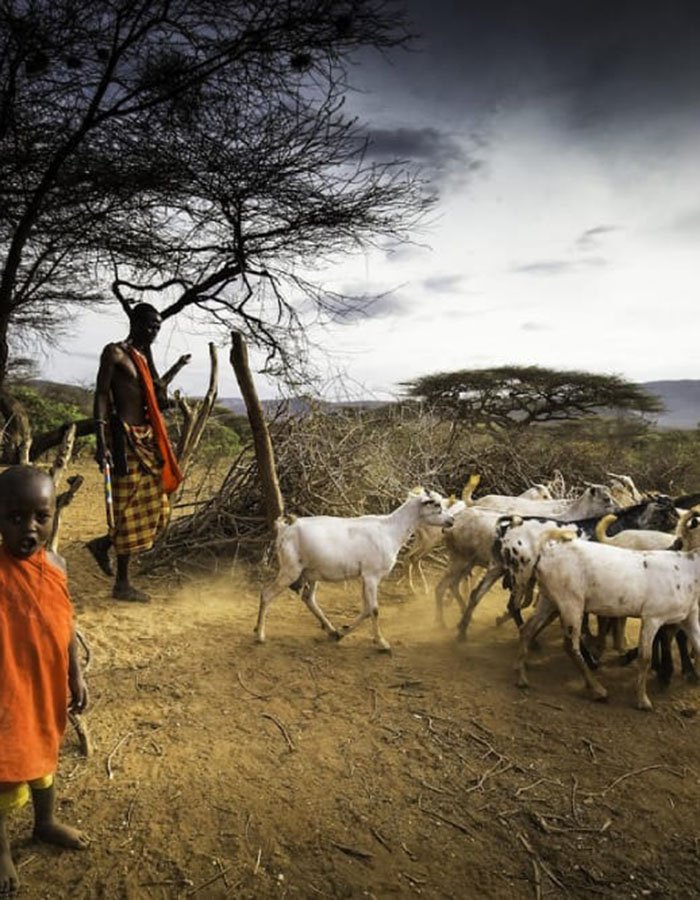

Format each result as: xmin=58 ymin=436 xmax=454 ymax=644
xmin=402 ymin=365 xmax=664 ymax=431
xmin=0 ymin=0 xmax=428 ymax=457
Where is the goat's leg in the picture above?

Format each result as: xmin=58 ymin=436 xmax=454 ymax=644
xmin=635 ymin=619 xmax=662 ymax=711
xmin=336 ymin=583 xmax=373 ymax=642
xmin=611 ymin=617 xmax=628 ymax=653
xmin=365 ymin=577 xmax=391 ymax=652
xmin=255 ymin=576 xmax=294 ymax=643
xmin=300 ymin=581 xmax=341 ymax=640
xmin=560 ymin=610 xmax=608 ymax=702
xmin=514 ymin=597 xmax=557 ymax=688
xmin=456 ymin=564 xmax=502 ymax=641
xmin=435 ymin=560 xmax=470 ymax=628
xmin=676 ymin=629 xmax=700 ymax=684
xmin=654 ymin=627 xmax=674 ymax=688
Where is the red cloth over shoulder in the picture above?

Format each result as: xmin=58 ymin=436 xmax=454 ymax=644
xmin=0 ymin=547 xmax=73 ymax=782
xmin=127 ymin=347 xmax=183 ymax=494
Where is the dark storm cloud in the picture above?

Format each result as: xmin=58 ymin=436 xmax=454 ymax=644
xmin=364 ymin=126 xmax=480 ymax=178
xmin=397 ymin=0 xmax=700 ymax=130
xmin=511 ymin=256 xmax=608 ymax=276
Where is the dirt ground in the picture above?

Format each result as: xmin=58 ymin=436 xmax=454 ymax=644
xmin=9 ymin=462 xmax=700 ymax=898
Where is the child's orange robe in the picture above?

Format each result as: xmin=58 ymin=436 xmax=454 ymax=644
xmin=0 ymin=547 xmax=73 ymax=782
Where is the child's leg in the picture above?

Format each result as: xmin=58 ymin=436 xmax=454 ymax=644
xmin=30 ymin=776 xmax=88 ymax=850
xmin=0 ymin=783 xmax=28 ymax=895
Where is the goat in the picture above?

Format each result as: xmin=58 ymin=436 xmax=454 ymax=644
xmin=491 ymin=496 xmax=679 ymax=633
xmin=617 ymin=509 xmax=700 ymax=685
xmin=514 ymin=533 xmax=700 ymax=710
xmin=451 ymin=486 xmax=618 ymax=638
xmin=255 ymin=489 xmax=455 ymax=651
xmin=434 ymin=507 xmax=503 ymax=627
xmin=595 ymin=514 xmax=679 ymax=550
xmin=404 ymin=495 xmax=466 ymax=594
xmin=407 ymin=482 xmax=550 ymax=597
xmin=471 ymin=484 xmax=616 ymax=521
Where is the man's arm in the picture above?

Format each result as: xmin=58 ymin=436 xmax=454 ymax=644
xmin=94 ymin=344 xmax=118 ymax=470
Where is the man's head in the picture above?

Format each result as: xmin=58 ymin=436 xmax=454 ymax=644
xmin=0 ymin=466 xmax=56 ymax=558
xmin=129 ymin=303 xmax=162 ymax=347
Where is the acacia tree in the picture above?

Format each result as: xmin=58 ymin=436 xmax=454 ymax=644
xmin=0 ymin=0 xmax=425 ymax=426
xmin=402 ymin=365 xmax=664 ymax=431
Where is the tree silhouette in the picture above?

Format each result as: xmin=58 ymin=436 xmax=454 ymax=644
xmin=0 ymin=0 xmax=425 ymax=388
xmin=402 ymin=365 xmax=664 ymax=430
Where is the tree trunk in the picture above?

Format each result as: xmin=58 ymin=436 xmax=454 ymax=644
xmin=229 ymin=331 xmax=284 ymax=531
xmin=0 ymin=389 xmax=32 ymax=463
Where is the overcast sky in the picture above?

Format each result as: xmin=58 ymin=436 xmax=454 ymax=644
xmin=40 ymin=0 xmax=700 ymax=399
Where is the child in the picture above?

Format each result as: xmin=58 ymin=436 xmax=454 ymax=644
xmin=0 ymin=466 xmax=88 ymax=895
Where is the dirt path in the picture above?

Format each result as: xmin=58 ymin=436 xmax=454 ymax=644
xmin=10 ymin=466 xmax=700 ymax=897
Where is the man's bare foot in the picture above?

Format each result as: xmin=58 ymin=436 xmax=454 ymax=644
xmin=33 ymin=821 xmax=89 ymax=850
xmin=112 ymin=583 xmax=150 ymax=603
xmin=0 ymin=847 xmax=19 ymax=895
xmin=86 ymin=536 xmax=114 ymax=576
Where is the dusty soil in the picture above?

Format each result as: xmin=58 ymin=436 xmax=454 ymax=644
xmin=9 ymin=463 xmax=700 ymax=898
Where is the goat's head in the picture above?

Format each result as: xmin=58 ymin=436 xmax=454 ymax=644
xmin=413 ymin=490 xmax=455 ymax=529
xmin=636 ymin=496 xmax=680 ymax=533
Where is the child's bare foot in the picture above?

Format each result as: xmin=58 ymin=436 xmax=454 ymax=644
xmin=33 ymin=821 xmax=89 ymax=850
xmin=0 ymin=847 xmax=19 ymax=895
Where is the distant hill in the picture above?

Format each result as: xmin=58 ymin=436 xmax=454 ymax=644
xmin=216 ymin=397 xmax=387 ymax=417
xmin=642 ymin=381 xmax=700 ymax=429
xmin=219 ymin=381 xmax=700 ymax=429
xmin=19 ymin=378 xmax=700 ymax=430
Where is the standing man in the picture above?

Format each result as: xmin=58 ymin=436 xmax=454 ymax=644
xmin=89 ymin=303 xmax=184 ymax=602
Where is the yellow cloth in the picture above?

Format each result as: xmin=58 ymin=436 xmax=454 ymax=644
xmin=112 ymin=423 xmax=171 ymax=554
xmin=0 ymin=775 xmax=54 ymax=814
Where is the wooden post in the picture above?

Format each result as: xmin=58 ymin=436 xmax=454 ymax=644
xmin=229 ymin=332 xmax=284 ymax=530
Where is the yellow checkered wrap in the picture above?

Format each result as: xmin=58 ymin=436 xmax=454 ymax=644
xmin=112 ymin=426 xmax=171 ymax=555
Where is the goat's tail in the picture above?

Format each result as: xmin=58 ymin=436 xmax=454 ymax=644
xmin=462 ymin=473 xmax=481 ymax=505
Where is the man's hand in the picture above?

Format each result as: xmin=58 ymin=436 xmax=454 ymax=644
xmin=69 ymin=671 xmax=89 ymax=714
xmin=95 ymin=445 xmax=113 ymax=473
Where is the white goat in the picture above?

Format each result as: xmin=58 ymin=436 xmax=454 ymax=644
xmin=434 ymin=507 xmax=503 ymax=627
xmin=515 ymin=533 xmax=700 ymax=710
xmin=451 ymin=486 xmax=617 ymax=637
xmin=594 ymin=513 xmax=678 ymax=551
xmin=255 ymin=490 xmax=455 ymax=650
xmin=594 ymin=509 xmax=700 ymax=652
xmin=404 ymin=495 xmax=466 ymax=594
xmin=472 ymin=484 xmax=616 ymax=521
xmin=405 ymin=483 xmax=550 ymax=595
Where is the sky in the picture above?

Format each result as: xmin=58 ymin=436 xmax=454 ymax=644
xmin=39 ymin=0 xmax=700 ymax=401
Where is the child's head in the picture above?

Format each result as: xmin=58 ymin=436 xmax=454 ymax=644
xmin=0 ymin=466 xmax=55 ymax=558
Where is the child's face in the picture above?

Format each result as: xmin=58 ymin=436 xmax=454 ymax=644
xmin=0 ymin=476 xmax=55 ymax=558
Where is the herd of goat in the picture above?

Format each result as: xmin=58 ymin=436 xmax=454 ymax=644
xmin=256 ymin=472 xmax=700 ymax=711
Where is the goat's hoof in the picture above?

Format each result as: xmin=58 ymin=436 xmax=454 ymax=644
xmin=254 ymin=634 xmax=266 ymax=645
xmin=685 ymin=671 xmax=700 ymax=686
xmin=330 ymin=629 xmax=343 ymax=642
xmin=592 ymin=689 xmax=608 ymax=703
xmin=636 ymin=698 xmax=653 ymax=712
xmin=377 ymin=644 xmax=392 ymax=654
xmin=516 ymin=676 xmax=529 ymax=689
xmin=456 ymin=629 xmax=467 ymax=643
